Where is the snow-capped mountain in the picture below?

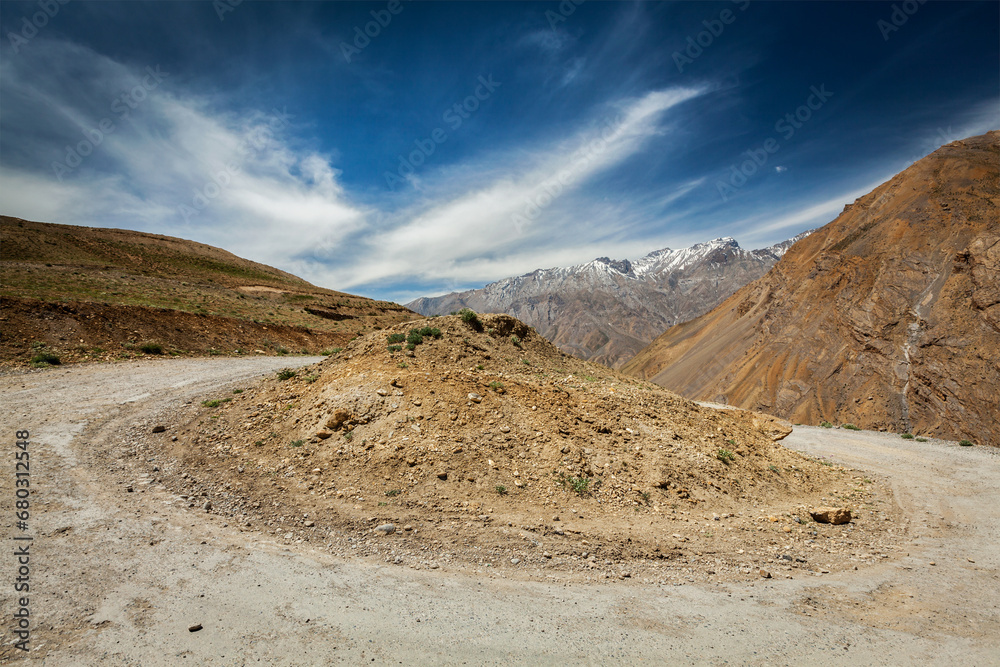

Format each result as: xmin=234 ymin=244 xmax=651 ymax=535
xmin=406 ymin=231 xmax=811 ymax=368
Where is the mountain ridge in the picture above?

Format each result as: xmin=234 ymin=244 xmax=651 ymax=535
xmin=407 ymin=233 xmax=809 ymax=368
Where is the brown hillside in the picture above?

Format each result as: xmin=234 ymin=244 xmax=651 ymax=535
xmin=0 ymin=216 xmax=417 ymax=366
xmin=163 ymin=313 xmax=894 ymax=577
xmin=624 ymin=131 xmax=1000 ymax=446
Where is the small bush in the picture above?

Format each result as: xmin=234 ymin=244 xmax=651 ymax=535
xmin=820 ymin=421 xmax=833 ymax=428
xmin=716 ymin=448 xmax=735 ymax=463
xmin=276 ymin=346 xmax=289 ymax=355
xmin=398 ymin=361 xmax=408 ymax=368
xmin=385 ymin=489 xmax=401 ymax=497
xmin=915 ymin=437 xmax=928 ymax=442
xmin=522 ymin=359 xmax=530 ymax=365
xmin=475 ymin=363 xmax=485 ymax=370
xmin=841 ymin=424 xmax=861 ymax=431
xmin=459 ymin=308 xmax=481 ymax=328
xmin=201 ymin=398 xmax=231 ymax=408
xmin=388 ymin=344 xmax=402 ymax=353
xmin=510 ymin=335 xmax=522 ymax=348
xmin=232 ymin=389 xmax=243 ymax=394
xmin=959 ymin=439 xmax=974 ymax=447
xmin=725 ymin=438 xmax=736 ymax=446
xmin=387 ymin=333 xmax=406 ymax=345
xmin=30 ymin=352 xmax=61 ymax=366
xmin=405 ymin=343 xmax=416 ymax=351
xmin=488 ymin=381 xmax=505 ymax=391
xmin=344 ymin=431 xmax=353 ymax=442
xmin=414 ymin=326 xmax=441 ymax=339
xmin=901 ymin=433 xmax=914 ymax=440
xmin=304 ymin=374 xmax=319 ymax=384
xmin=290 ymin=440 xmax=304 ymax=448
xmin=768 ymin=465 xmax=780 ymax=473
xmin=139 ymin=342 xmax=163 ymax=354
xmin=495 ymin=485 xmax=508 ymax=496
xmin=276 ymin=369 xmax=296 ymax=381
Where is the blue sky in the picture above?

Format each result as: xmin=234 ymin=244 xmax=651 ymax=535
xmin=1 ymin=1 xmax=997 ymax=302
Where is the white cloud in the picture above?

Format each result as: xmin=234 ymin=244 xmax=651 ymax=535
xmin=774 ymin=165 xmax=787 ymax=173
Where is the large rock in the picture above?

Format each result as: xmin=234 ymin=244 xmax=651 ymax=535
xmin=810 ymin=507 xmax=852 ymax=525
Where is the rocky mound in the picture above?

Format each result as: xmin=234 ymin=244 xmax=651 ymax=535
xmin=625 ymin=131 xmax=1000 ymax=446
xmin=164 ymin=313 xmax=891 ymax=578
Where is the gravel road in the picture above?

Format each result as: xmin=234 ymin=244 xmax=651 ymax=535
xmin=1 ymin=358 xmax=997 ymax=665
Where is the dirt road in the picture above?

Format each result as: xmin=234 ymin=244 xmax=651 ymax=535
xmin=2 ymin=358 xmax=997 ymax=664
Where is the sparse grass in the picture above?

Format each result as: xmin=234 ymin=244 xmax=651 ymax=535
xmin=959 ymin=439 xmax=974 ymax=447
xmin=488 ymin=381 xmax=505 ymax=391
xmin=915 ymin=437 xmax=928 ymax=442
xmin=290 ymin=439 xmax=304 ymax=448
xmin=304 ymin=374 xmax=319 ymax=384
xmin=232 ymin=389 xmax=243 ymax=394
xmin=768 ymin=464 xmax=780 ymax=473
xmin=321 ymin=347 xmax=343 ymax=355
xmin=201 ymin=398 xmax=231 ymax=408
xmin=30 ymin=352 xmax=61 ymax=367
xmin=276 ymin=369 xmax=296 ymax=381
xmin=716 ymin=448 xmax=735 ymax=463
xmin=276 ymin=346 xmax=289 ymax=355
xmin=557 ymin=473 xmax=596 ymax=496
xmin=385 ymin=489 xmax=401 ymax=497
xmin=344 ymin=431 xmax=353 ymax=442
xmin=522 ymin=359 xmax=530 ymax=365
xmin=495 ymin=485 xmax=508 ymax=496
xmin=820 ymin=421 xmax=833 ymax=428
xmin=475 ymin=363 xmax=485 ymax=370
xmin=139 ymin=342 xmax=163 ymax=354
xmin=459 ymin=308 xmax=481 ymax=328
xmin=725 ymin=438 xmax=736 ymax=446
xmin=510 ymin=335 xmax=521 ymax=348
xmin=398 ymin=362 xmax=408 ymax=368
xmin=639 ymin=490 xmax=651 ymax=503
xmin=901 ymin=433 xmax=914 ymax=439
xmin=841 ymin=423 xmax=861 ymax=431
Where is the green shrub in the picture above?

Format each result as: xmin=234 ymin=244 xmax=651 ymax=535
xmin=30 ymin=352 xmax=61 ymax=366
xmin=488 ymin=381 xmax=505 ymax=391
xmin=385 ymin=489 xmax=401 ymax=497
xmin=820 ymin=421 xmax=833 ymax=428
xmin=841 ymin=423 xmax=861 ymax=431
xmin=276 ymin=346 xmax=289 ymax=355
xmin=233 ymin=389 xmax=243 ymax=394
xmin=406 ymin=330 xmax=424 ymax=345
xmin=414 ymin=326 xmax=441 ymax=338
xmin=459 ymin=308 xmax=481 ymax=328
xmin=304 ymin=374 xmax=319 ymax=384
xmin=387 ymin=333 xmax=406 ymax=344
xmin=768 ymin=464 xmax=780 ymax=473
xmin=495 ymin=485 xmax=508 ymax=496
xmin=915 ymin=437 xmax=928 ymax=442
xmin=405 ymin=343 xmax=416 ymax=351
xmin=959 ymin=439 xmax=974 ymax=447
xmin=901 ymin=433 xmax=914 ymax=439
xmin=716 ymin=448 xmax=735 ymax=463
xmin=276 ymin=369 xmax=296 ymax=381
xmin=201 ymin=398 xmax=231 ymax=408
xmin=290 ymin=440 xmax=304 ymax=448
xmin=139 ymin=342 xmax=163 ymax=354
xmin=510 ymin=335 xmax=522 ymax=348
xmin=387 ymin=344 xmax=402 ymax=353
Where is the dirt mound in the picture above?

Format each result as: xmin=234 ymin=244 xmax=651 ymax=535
xmin=625 ymin=131 xmax=1000 ymax=446
xmin=166 ymin=313 xmax=889 ymax=576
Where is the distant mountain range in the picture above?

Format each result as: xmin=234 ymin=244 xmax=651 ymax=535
xmin=407 ymin=232 xmax=810 ymax=368
xmin=624 ymin=131 xmax=999 ymax=446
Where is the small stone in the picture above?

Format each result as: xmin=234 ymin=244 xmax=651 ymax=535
xmin=809 ymin=507 xmax=852 ymax=525
xmin=316 ymin=431 xmax=333 ymax=440
xmin=188 ymin=623 xmax=203 ymax=632
xmin=437 ymin=471 xmax=448 ymax=480
xmin=203 ymin=501 xmax=212 ymax=510
xmin=391 ymin=378 xmax=402 ymax=387
xmin=510 ymin=558 xmax=520 ymax=565
xmin=304 ymin=520 xmax=315 ymax=527
xmin=468 ymin=393 xmax=483 ymax=403
xmin=152 ymin=425 xmax=166 ymax=433
xmin=543 ymin=551 xmax=552 ymax=558
xmin=500 ymin=426 xmax=510 ymax=433
xmin=376 ymin=389 xmax=388 ymax=396
xmin=783 ymin=526 xmax=792 ymax=533
xmin=552 ymin=516 xmax=560 ymax=521
xmin=759 ymin=569 xmax=772 ymax=579
xmin=171 ymin=436 xmax=178 ymax=441
xmin=403 ymin=524 xmax=413 ymax=531
xmin=375 ymin=523 xmax=396 ymax=535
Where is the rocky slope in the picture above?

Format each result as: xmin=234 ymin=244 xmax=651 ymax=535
xmin=407 ymin=234 xmax=809 ymax=368
xmin=0 ymin=216 xmax=417 ymax=366
xmin=169 ymin=312 xmax=879 ymax=572
xmin=624 ymin=131 xmax=1000 ymax=446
